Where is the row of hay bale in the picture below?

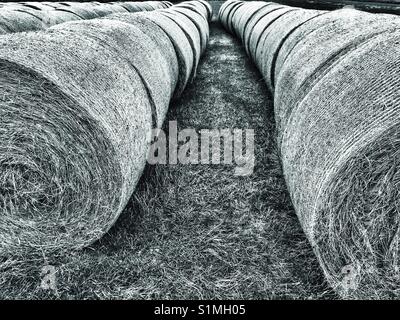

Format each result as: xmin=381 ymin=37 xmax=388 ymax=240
xmin=0 ymin=1 xmax=172 ymax=33
xmin=0 ymin=1 xmax=211 ymax=257
xmin=220 ymin=0 xmax=400 ymax=299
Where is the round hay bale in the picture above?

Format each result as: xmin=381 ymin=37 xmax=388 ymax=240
xmin=251 ymin=6 xmax=296 ymax=64
xmin=275 ymin=9 xmax=400 ymax=142
xmin=279 ymin=28 xmax=400 ymax=299
xmin=229 ymin=1 xmax=249 ymax=38
xmin=56 ymin=5 xmax=99 ymax=19
xmin=258 ymin=9 xmax=324 ymax=93
xmin=41 ymin=2 xmax=64 ymax=9
xmin=0 ymin=22 xmax=155 ymax=255
xmin=0 ymin=9 xmax=45 ymax=33
xmin=119 ymin=2 xmax=142 ymax=13
xmin=170 ymin=7 xmax=209 ymax=54
xmin=163 ymin=1 xmax=174 ymax=8
xmin=97 ymin=13 xmax=179 ymax=123
xmin=138 ymin=2 xmax=156 ymax=11
xmin=15 ymin=7 xmax=82 ymax=28
xmin=91 ymin=3 xmax=127 ymax=16
xmin=235 ymin=1 xmax=271 ymax=41
xmin=198 ymin=0 xmax=213 ymax=22
xmin=145 ymin=1 xmax=166 ymax=10
xmin=19 ymin=2 xmax=53 ymax=11
xmin=218 ymin=0 xmax=240 ymax=30
xmin=242 ymin=3 xmax=283 ymax=55
xmin=160 ymin=9 xmax=201 ymax=83
xmin=175 ymin=2 xmax=209 ymax=22
xmin=135 ymin=11 xmax=193 ymax=98
xmin=226 ymin=1 xmax=245 ymax=34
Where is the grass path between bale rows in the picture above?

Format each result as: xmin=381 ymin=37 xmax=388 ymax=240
xmin=0 ymin=20 xmax=335 ymax=300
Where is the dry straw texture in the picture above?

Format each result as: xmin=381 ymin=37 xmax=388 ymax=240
xmin=0 ymin=1 xmax=209 ymax=256
xmin=220 ymin=1 xmax=400 ymax=298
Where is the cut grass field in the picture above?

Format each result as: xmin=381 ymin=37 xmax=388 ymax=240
xmin=0 ymin=4 xmax=335 ymax=299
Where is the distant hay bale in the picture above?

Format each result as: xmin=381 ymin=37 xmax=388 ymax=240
xmin=0 ymin=21 xmax=156 ymax=255
xmin=15 ymin=7 xmax=82 ymax=28
xmin=56 ymin=6 xmax=99 ymax=19
xmin=235 ymin=1 xmax=270 ymax=40
xmin=160 ymin=9 xmax=201 ymax=82
xmin=163 ymin=1 xmax=174 ymax=8
xmin=198 ymin=0 xmax=213 ymax=21
xmin=91 ymin=3 xmax=127 ymax=16
xmin=136 ymin=11 xmax=194 ymax=98
xmin=171 ymin=7 xmax=209 ymax=53
xmin=257 ymin=9 xmax=323 ymax=92
xmin=19 ymin=2 xmax=52 ymax=11
xmin=242 ymin=3 xmax=282 ymax=55
xmin=226 ymin=1 xmax=245 ymax=34
xmin=175 ymin=1 xmax=209 ymax=22
xmin=118 ymin=2 xmax=142 ymax=13
xmin=219 ymin=0 xmax=241 ymax=30
xmin=145 ymin=1 xmax=166 ymax=10
xmin=0 ymin=9 xmax=44 ymax=33
xmin=250 ymin=6 xmax=293 ymax=63
xmin=280 ymin=28 xmax=400 ymax=299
